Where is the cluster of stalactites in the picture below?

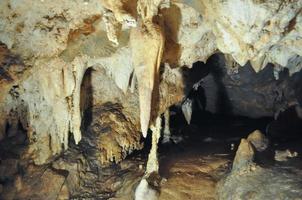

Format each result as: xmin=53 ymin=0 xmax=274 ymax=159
xmin=101 ymin=0 xmax=168 ymax=137
xmin=131 ymin=0 xmax=167 ymax=137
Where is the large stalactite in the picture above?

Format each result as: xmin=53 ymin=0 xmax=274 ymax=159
xmin=130 ymin=0 xmax=165 ymax=137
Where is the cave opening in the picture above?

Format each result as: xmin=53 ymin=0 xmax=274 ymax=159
xmin=157 ymin=53 xmax=302 ymax=161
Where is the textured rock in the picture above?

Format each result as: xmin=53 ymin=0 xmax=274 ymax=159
xmin=217 ymin=165 xmax=302 ymax=200
xmin=232 ymin=139 xmax=256 ymax=173
xmin=0 ymin=165 xmax=67 ymax=200
xmin=247 ymin=130 xmax=269 ymax=152
xmin=0 ymin=0 xmax=301 ymax=166
xmin=274 ymin=149 xmax=298 ymax=162
xmin=200 ymin=54 xmax=302 ymax=118
xmin=135 ymin=116 xmax=162 ymax=200
xmin=1 ymin=1 xmax=302 ymax=199
xmin=200 ymin=0 xmax=302 ymax=69
xmin=130 ymin=20 xmax=164 ymax=137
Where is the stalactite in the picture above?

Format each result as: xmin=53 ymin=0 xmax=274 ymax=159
xmin=182 ymin=98 xmax=192 ymax=125
xmin=162 ymin=109 xmax=171 ymax=143
xmin=130 ymin=0 xmax=166 ymax=137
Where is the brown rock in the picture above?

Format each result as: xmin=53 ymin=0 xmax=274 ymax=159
xmin=0 ymin=159 xmax=19 ymax=179
xmin=16 ymin=169 xmax=66 ymax=200
xmin=57 ymin=183 xmax=70 ymax=200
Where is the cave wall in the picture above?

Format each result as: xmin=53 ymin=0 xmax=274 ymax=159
xmin=0 ymin=0 xmax=301 ymax=165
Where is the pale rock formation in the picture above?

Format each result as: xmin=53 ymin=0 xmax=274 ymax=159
xmin=1 ymin=56 xmax=89 ymax=164
xmin=181 ymin=98 xmax=192 ymax=125
xmin=296 ymin=105 xmax=302 ymax=119
xmin=162 ymin=109 xmax=171 ymax=144
xmin=135 ymin=116 xmax=162 ymax=200
xmin=103 ymin=11 xmax=122 ymax=45
xmin=130 ymin=0 xmax=165 ymax=137
xmin=161 ymin=2 xmax=216 ymax=66
xmin=200 ymin=0 xmax=302 ymax=72
xmin=232 ymin=139 xmax=256 ymax=174
xmin=146 ymin=116 xmax=162 ymax=174
xmin=0 ymin=0 xmax=302 ymax=166
xmin=100 ymin=0 xmax=137 ymax=45
xmin=274 ymin=149 xmax=298 ymax=162
xmin=135 ymin=178 xmax=159 ymax=200
xmin=247 ymin=130 xmax=269 ymax=152
xmin=100 ymin=0 xmax=137 ymax=26
xmin=0 ymin=0 xmax=104 ymax=59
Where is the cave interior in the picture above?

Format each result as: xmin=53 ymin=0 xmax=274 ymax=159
xmin=0 ymin=0 xmax=302 ymax=200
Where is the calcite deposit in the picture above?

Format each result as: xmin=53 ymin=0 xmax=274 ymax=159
xmin=0 ymin=0 xmax=301 ymax=182
xmin=1 ymin=1 xmax=302 ymax=199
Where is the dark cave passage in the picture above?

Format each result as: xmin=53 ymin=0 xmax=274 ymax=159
xmin=1 ymin=55 xmax=302 ymax=200
xmin=80 ymin=67 xmax=94 ymax=133
xmin=143 ymin=54 xmax=302 ymax=199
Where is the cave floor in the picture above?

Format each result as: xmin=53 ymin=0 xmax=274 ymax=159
xmin=111 ymin=130 xmax=233 ymax=200
xmin=106 ymin=114 xmax=302 ymax=200
xmin=109 ymin=116 xmax=253 ymax=200
xmin=1 ymin=115 xmax=302 ymax=200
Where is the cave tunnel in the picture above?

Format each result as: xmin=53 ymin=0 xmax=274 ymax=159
xmin=67 ymin=53 xmax=302 ymax=199
xmin=152 ymin=54 xmax=302 ymax=200
xmin=1 ymin=1 xmax=302 ymax=199
xmin=1 ymin=52 xmax=302 ymax=200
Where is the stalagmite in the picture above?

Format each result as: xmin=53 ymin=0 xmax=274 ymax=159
xmin=130 ymin=0 xmax=165 ymax=137
xmin=146 ymin=116 xmax=161 ymax=174
xmin=232 ymin=139 xmax=256 ymax=174
xmin=135 ymin=116 xmax=162 ymax=200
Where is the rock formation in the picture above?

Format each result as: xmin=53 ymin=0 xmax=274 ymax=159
xmin=232 ymin=139 xmax=256 ymax=174
xmin=247 ymin=130 xmax=269 ymax=152
xmin=0 ymin=0 xmax=301 ymax=171
xmin=1 ymin=1 xmax=302 ymax=199
xmin=217 ymin=129 xmax=302 ymax=200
